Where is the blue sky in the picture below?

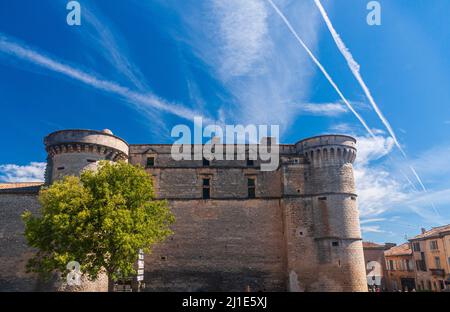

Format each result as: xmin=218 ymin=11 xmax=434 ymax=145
xmin=0 ymin=0 xmax=449 ymax=244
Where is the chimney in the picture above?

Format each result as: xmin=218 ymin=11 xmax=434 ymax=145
xmin=421 ymin=228 xmax=426 ymax=234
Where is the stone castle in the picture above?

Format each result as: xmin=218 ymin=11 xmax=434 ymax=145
xmin=0 ymin=129 xmax=368 ymax=292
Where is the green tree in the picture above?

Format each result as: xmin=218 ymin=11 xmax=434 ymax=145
xmin=22 ymin=161 xmax=174 ymax=291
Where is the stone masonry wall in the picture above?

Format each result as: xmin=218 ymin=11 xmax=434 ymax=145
xmin=143 ymin=199 xmax=286 ymax=291
xmin=0 ymin=194 xmax=40 ymax=291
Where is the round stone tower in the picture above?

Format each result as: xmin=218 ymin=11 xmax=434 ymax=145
xmin=44 ymin=129 xmax=129 ymax=184
xmin=294 ymin=135 xmax=367 ymax=291
xmin=41 ymin=129 xmax=129 ymax=291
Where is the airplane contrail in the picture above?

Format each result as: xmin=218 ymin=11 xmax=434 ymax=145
xmin=0 ymin=33 xmax=211 ymax=123
xmin=312 ymin=0 xmax=435 ymax=203
xmin=266 ymin=0 xmax=375 ymax=139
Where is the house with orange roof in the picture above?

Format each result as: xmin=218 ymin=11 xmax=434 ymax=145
xmin=409 ymin=226 xmax=450 ymax=292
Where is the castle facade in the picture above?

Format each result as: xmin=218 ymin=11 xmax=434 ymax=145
xmin=0 ymin=129 xmax=368 ymax=292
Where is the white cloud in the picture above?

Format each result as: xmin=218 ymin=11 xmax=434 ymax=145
xmin=0 ymin=162 xmax=46 ymax=182
xmin=360 ymin=218 xmax=386 ymax=225
xmin=173 ymin=0 xmax=322 ymax=129
xmin=297 ymin=102 xmax=348 ymax=116
xmin=0 ymin=33 xmax=212 ymax=123
xmin=211 ymin=0 xmax=270 ymax=79
xmin=354 ymin=135 xmax=408 ymax=218
xmin=361 ymin=225 xmax=387 ymax=234
xmin=354 ymin=135 xmax=450 ymax=226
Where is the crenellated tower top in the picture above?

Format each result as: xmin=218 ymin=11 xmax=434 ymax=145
xmin=295 ymin=135 xmax=356 ymax=167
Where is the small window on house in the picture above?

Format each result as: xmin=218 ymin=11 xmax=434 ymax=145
xmin=87 ymin=159 xmax=96 ymax=163
xmin=203 ymin=158 xmax=210 ymax=166
xmin=430 ymin=240 xmax=439 ymax=250
xmin=248 ymin=178 xmax=256 ymax=199
xmin=202 ymin=178 xmax=210 ymax=199
xmin=318 ymin=196 xmax=327 ymax=201
xmin=413 ymin=242 xmax=421 ymax=252
xmin=146 ymin=157 xmax=155 ymax=168
xmin=57 ymin=166 xmax=65 ymax=170
xmin=160 ymin=256 xmax=167 ymax=261
xmin=435 ymin=257 xmax=441 ymax=269
xmin=247 ymin=159 xmax=255 ymax=167
xmin=350 ymin=196 xmax=356 ymax=201
xmin=332 ymin=241 xmax=339 ymax=247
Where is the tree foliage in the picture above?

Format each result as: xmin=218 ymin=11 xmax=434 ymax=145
xmin=22 ymin=161 xmax=174 ymax=282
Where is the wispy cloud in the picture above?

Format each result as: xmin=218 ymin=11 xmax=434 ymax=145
xmin=361 ymin=225 xmax=388 ymax=234
xmin=210 ymin=0 xmax=270 ymax=80
xmin=0 ymin=33 xmax=211 ymax=123
xmin=169 ymin=0 xmax=321 ymax=129
xmin=266 ymin=0 xmax=375 ymax=137
xmin=360 ymin=218 xmax=387 ymax=225
xmin=313 ymin=0 xmax=433 ymax=206
xmin=0 ymin=162 xmax=46 ymax=182
xmin=81 ymin=4 xmax=149 ymax=92
xmin=354 ymin=134 xmax=450 ymax=227
xmin=296 ymin=102 xmax=348 ymax=116
xmin=354 ymin=135 xmax=408 ymax=218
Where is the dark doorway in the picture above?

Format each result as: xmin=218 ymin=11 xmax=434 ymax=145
xmin=401 ymin=278 xmax=416 ymax=291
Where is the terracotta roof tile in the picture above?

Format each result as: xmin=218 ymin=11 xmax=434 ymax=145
xmin=363 ymin=242 xmax=385 ymax=248
xmin=410 ymin=225 xmax=450 ymax=241
xmin=384 ymin=243 xmax=412 ymax=257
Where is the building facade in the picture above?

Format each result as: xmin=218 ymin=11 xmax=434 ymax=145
xmin=409 ymin=226 xmax=450 ymax=292
xmin=363 ymin=242 xmax=396 ymax=291
xmin=0 ymin=129 xmax=368 ymax=292
xmin=384 ymin=243 xmax=416 ymax=292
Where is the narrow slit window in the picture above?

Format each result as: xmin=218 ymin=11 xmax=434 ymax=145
xmin=202 ymin=178 xmax=210 ymax=199
xmin=248 ymin=178 xmax=256 ymax=199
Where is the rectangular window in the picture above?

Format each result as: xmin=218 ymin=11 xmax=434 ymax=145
xmin=430 ymin=240 xmax=439 ymax=250
xmin=435 ymin=257 xmax=441 ymax=269
xmin=146 ymin=157 xmax=155 ymax=168
xmin=202 ymin=178 xmax=210 ymax=199
xmin=408 ymin=260 xmax=414 ymax=271
xmin=248 ymin=178 xmax=255 ymax=199
xmin=448 ymin=257 xmax=450 ymax=266
xmin=389 ymin=260 xmax=394 ymax=271
xmin=415 ymin=260 xmax=421 ymax=271
xmin=203 ymin=158 xmax=210 ymax=166
xmin=420 ymin=252 xmax=427 ymax=271
xmin=413 ymin=242 xmax=421 ymax=252
xmin=57 ymin=166 xmax=65 ymax=170
xmin=246 ymin=159 xmax=255 ymax=167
